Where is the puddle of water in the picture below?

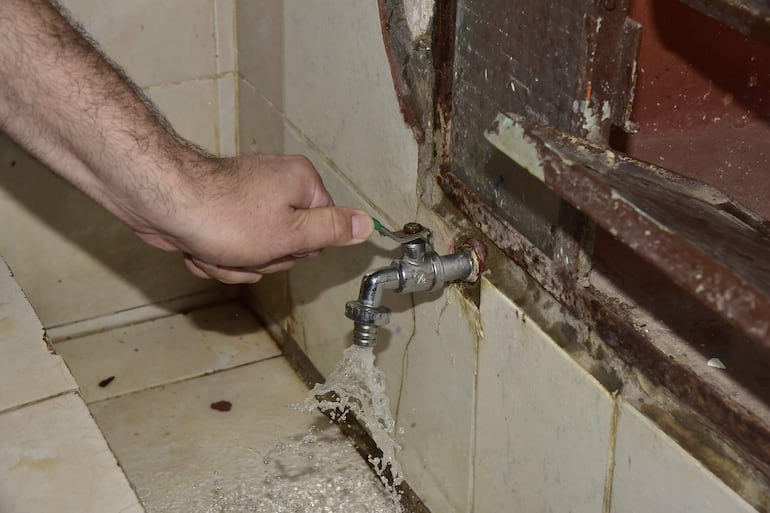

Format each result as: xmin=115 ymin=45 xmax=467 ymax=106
xmin=192 ymin=345 xmax=403 ymax=513
xmin=192 ymin=423 xmax=397 ymax=513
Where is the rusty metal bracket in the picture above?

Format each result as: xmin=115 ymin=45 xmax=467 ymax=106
xmin=485 ymin=112 xmax=770 ymax=344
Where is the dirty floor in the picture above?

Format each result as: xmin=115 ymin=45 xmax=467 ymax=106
xmin=54 ymin=302 xmax=394 ymax=512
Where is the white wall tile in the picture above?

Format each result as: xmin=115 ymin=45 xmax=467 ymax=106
xmin=611 ymin=401 xmax=758 ymax=513
xmin=0 ymin=393 xmax=143 ymax=513
xmin=237 ymin=0 xmax=283 ymax=106
xmin=474 ymin=279 xmax=614 ymax=513
xmin=395 ymin=286 xmax=479 ymax=513
xmin=0 ymin=135 xmax=220 ymax=328
xmin=0 ymin=259 xmax=77 ymax=413
xmin=216 ymin=74 xmax=238 ymax=156
xmin=147 ymin=78 xmax=220 ymax=154
xmin=238 ymin=78 xmax=286 ymax=155
xmin=238 ymin=1 xmax=420 ymax=224
xmin=61 ymin=0 xmax=217 ymax=87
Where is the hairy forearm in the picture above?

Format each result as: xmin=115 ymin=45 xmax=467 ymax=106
xmin=0 ymin=0 xmax=207 ymax=227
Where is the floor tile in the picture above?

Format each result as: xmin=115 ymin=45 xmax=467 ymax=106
xmin=474 ymin=279 xmax=614 ymax=513
xmin=611 ymin=401 xmax=758 ymax=513
xmin=0 ymin=258 xmax=76 ymax=413
xmin=90 ymin=357 xmax=395 ymax=513
xmin=61 ymin=0 xmax=217 ymax=87
xmin=0 ymin=393 xmax=142 ymax=513
xmin=56 ymin=303 xmax=281 ymax=403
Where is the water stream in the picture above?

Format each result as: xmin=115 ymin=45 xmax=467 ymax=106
xmin=298 ymin=345 xmax=404 ymax=511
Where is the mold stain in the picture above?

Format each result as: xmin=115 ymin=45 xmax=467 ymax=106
xmin=640 ymin=402 xmax=770 ymax=512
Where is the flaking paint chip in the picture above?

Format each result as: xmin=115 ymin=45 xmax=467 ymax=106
xmin=707 ymin=358 xmax=726 ymax=370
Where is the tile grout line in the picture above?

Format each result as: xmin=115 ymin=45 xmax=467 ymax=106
xmin=46 ymin=289 xmax=237 ymax=343
xmin=468 ymin=348 xmax=480 ymax=512
xmin=85 ymin=354 xmax=285 ymax=407
xmin=142 ymin=71 xmax=237 ymax=91
xmin=602 ymin=392 xmax=620 ymax=513
xmin=212 ymin=1 xmax=221 ymax=155
xmin=232 ymin=0 xmax=241 ymax=156
xmin=0 ymin=389 xmax=81 ymax=417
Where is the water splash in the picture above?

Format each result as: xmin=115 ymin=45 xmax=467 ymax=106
xmin=193 ymin=424 xmax=397 ymax=513
xmin=190 ymin=345 xmax=403 ymax=513
xmin=296 ymin=345 xmax=404 ymax=512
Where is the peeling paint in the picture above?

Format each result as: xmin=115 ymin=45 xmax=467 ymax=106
xmin=484 ymin=115 xmax=546 ymax=181
xmin=579 ymin=99 xmax=612 ymax=143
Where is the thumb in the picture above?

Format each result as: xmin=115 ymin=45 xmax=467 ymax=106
xmin=290 ymin=207 xmax=374 ymax=253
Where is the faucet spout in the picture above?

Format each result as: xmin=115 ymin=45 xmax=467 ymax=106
xmin=345 ymin=222 xmax=483 ymax=347
xmin=345 ymin=266 xmax=400 ymax=347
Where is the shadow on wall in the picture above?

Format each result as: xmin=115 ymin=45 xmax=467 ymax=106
xmin=0 ymin=135 xmax=211 ymax=318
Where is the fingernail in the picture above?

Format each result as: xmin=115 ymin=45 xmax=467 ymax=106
xmin=352 ymin=212 xmax=374 ymax=240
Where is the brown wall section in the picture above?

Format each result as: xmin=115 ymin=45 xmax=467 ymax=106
xmin=616 ymin=0 xmax=770 ymax=220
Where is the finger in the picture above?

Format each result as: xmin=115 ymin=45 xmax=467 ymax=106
xmin=291 ymin=250 xmax=321 ymax=259
xmin=308 ymin=180 xmax=333 ymax=209
xmin=289 ymin=207 xmax=374 ymax=253
xmin=184 ymin=255 xmax=213 ymax=279
xmin=189 ymin=258 xmax=264 ymax=284
xmin=282 ymin=155 xmax=333 ymax=209
xmin=246 ymin=256 xmax=297 ymax=274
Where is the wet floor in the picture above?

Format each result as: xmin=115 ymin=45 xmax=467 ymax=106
xmin=55 ymin=303 xmax=396 ymax=513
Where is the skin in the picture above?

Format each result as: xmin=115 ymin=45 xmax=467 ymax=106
xmin=0 ymin=0 xmax=374 ymax=284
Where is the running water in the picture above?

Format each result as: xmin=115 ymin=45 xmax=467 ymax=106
xmin=296 ymin=344 xmax=404 ymax=512
xmin=195 ymin=423 xmax=398 ymax=512
xmin=193 ymin=344 xmax=404 ymax=513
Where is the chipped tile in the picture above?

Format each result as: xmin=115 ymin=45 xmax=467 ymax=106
xmin=0 ymin=258 xmax=76 ymax=413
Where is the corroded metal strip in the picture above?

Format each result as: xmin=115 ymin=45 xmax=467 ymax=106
xmin=486 ymin=112 xmax=770 ymax=343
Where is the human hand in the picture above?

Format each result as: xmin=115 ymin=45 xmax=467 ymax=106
xmin=129 ymin=154 xmax=374 ymax=284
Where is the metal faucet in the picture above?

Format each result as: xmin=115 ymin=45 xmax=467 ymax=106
xmin=345 ymin=222 xmax=482 ymax=347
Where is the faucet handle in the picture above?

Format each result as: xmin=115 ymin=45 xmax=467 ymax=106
xmin=373 ymin=219 xmax=431 ymax=244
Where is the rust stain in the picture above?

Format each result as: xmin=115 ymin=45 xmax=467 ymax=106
xmin=377 ymin=0 xmax=425 ymax=143
xmin=210 ymin=400 xmax=232 ymax=412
